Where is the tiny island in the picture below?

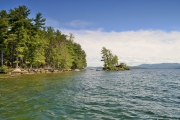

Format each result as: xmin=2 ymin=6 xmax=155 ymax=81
xmin=101 ymin=47 xmax=130 ymax=71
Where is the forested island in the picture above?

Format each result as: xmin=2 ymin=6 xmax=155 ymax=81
xmin=101 ymin=47 xmax=129 ymax=71
xmin=0 ymin=6 xmax=87 ymax=74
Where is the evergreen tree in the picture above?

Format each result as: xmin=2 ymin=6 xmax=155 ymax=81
xmin=0 ymin=10 xmax=8 ymax=66
xmin=9 ymin=5 xmax=31 ymax=68
xmin=26 ymin=12 xmax=46 ymax=69
xmin=101 ymin=47 xmax=129 ymax=70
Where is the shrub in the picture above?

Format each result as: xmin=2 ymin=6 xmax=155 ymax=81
xmin=0 ymin=65 xmax=9 ymax=73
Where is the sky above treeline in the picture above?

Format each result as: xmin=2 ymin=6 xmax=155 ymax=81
xmin=1 ymin=0 xmax=180 ymax=66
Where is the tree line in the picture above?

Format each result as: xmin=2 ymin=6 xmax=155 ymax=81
xmin=101 ymin=47 xmax=129 ymax=70
xmin=0 ymin=5 xmax=87 ymax=71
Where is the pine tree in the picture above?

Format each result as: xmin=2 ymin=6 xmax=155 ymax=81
xmin=0 ymin=10 xmax=8 ymax=66
xmin=9 ymin=6 xmax=31 ymax=68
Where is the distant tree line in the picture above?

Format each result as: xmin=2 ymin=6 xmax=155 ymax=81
xmin=0 ymin=5 xmax=87 ymax=71
xmin=101 ymin=47 xmax=129 ymax=70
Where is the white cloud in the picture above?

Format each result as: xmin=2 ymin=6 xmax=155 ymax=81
xmin=61 ymin=29 xmax=180 ymax=67
xmin=66 ymin=20 xmax=92 ymax=28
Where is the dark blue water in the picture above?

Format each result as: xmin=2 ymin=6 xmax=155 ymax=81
xmin=0 ymin=69 xmax=180 ymax=119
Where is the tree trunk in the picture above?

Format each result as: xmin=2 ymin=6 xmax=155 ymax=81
xmin=16 ymin=52 xmax=19 ymax=68
xmin=30 ymin=64 xmax=32 ymax=70
xmin=1 ymin=50 xmax=3 ymax=67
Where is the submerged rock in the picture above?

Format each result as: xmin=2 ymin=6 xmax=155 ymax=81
xmin=53 ymin=70 xmax=59 ymax=72
xmin=74 ymin=69 xmax=80 ymax=71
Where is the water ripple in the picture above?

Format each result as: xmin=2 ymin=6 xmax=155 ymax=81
xmin=0 ymin=69 xmax=180 ymax=119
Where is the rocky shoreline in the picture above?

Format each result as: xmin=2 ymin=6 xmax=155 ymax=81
xmin=6 ymin=68 xmax=83 ymax=76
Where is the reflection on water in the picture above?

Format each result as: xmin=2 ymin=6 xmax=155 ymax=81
xmin=0 ymin=70 xmax=180 ymax=119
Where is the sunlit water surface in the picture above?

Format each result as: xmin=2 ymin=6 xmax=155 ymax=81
xmin=0 ymin=69 xmax=180 ymax=119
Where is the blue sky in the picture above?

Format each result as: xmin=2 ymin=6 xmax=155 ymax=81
xmin=1 ymin=0 xmax=180 ymax=66
xmin=1 ymin=0 xmax=180 ymax=31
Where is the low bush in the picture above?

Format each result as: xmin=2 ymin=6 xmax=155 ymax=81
xmin=0 ymin=65 xmax=9 ymax=73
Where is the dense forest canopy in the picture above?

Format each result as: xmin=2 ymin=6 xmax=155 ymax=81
xmin=0 ymin=5 xmax=87 ymax=70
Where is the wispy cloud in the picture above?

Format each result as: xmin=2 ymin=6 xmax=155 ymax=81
xmin=61 ymin=29 xmax=180 ymax=66
xmin=46 ymin=18 xmax=60 ymax=27
xmin=66 ymin=20 xmax=92 ymax=28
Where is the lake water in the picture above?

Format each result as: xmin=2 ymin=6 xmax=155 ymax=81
xmin=0 ymin=69 xmax=180 ymax=119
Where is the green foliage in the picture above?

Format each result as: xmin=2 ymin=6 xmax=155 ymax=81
xmin=101 ymin=47 xmax=129 ymax=71
xmin=0 ymin=10 xmax=9 ymax=66
xmin=101 ymin=47 xmax=117 ymax=70
xmin=0 ymin=65 xmax=9 ymax=73
xmin=0 ymin=5 xmax=87 ymax=71
xmin=118 ymin=62 xmax=130 ymax=70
